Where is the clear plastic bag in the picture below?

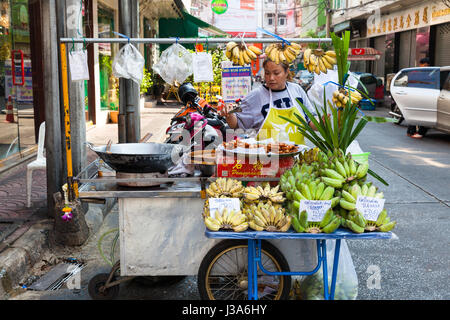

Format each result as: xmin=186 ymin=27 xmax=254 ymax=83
xmin=112 ymin=43 xmax=145 ymax=85
xmin=69 ymin=50 xmax=89 ymax=81
xmin=299 ymin=240 xmax=358 ymax=300
xmin=152 ymin=43 xmax=193 ymax=85
xmin=193 ymin=51 xmax=213 ymax=83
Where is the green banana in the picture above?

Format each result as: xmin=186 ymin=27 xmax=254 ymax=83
xmin=339 ymin=199 xmax=356 ymax=211
xmin=342 ymin=190 xmax=356 ymax=203
xmin=315 ymin=182 xmax=325 ymax=200
xmin=299 ymin=210 xmax=308 ymax=229
xmin=291 ymin=214 xmax=305 ymax=233
xmin=334 ymin=159 xmax=347 ymax=178
xmin=355 ymin=162 xmax=369 ymax=179
xmin=300 ymin=183 xmax=312 ymax=200
xmin=319 ymin=186 xmax=335 ymax=200
xmin=378 ymin=221 xmax=396 ymax=232
xmin=375 ymin=209 xmax=387 ymax=227
xmin=319 ymin=208 xmax=334 ymax=228
xmin=322 ymin=216 xmax=341 ymax=233
xmin=321 ymin=177 xmax=344 ymax=188
xmin=331 ymin=196 xmax=340 ymax=208
xmin=346 ymin=220 xmax=364 ymax=233
xmin=323 ymin=168 xmax=345 ymax=180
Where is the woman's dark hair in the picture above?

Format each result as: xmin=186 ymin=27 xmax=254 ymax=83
xmin=262 ymin=58 xmax=293 ymax=81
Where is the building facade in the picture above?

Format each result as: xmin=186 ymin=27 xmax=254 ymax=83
xmin=330 ymin=0 xmax=450 ymax=80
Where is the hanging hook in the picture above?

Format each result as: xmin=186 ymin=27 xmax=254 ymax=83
xmin=71 ymin=38 xmax=75 ymax=53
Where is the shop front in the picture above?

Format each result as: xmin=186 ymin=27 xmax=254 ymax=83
xmin=0 ymin=0 xmax=38 ymax=169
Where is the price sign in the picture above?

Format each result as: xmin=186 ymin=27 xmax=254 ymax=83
xmin=351 ymin=48 xmax=366 ymax=55
xmin=208 ymin=198 xmax=241 ymax=218
xmin=355 ymin=196 xmax=385 ymax=221
xmin=299 ymin=200 xmax=332 ymax=222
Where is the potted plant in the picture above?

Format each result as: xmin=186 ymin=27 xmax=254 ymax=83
xmin=140 ymin=68 xmax=153 ymax=109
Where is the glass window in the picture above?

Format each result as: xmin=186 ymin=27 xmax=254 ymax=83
xmin=443 ymin=73 xmax=450 ymax=91
xmin=278 ymin=14 xmax=286 ymax=26
xmin=393 ymin=69 xmax=439 ymax=89
xmin=440 ymin=71 xmax=449 ymax=90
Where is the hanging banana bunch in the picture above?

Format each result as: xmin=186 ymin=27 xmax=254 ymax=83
xmin=264 ymin=42 xmax=301 ymax=65
xmin=303 ymin=48 xmax=337 ymax=75
xmin=225 ymin=41 xmax=262 ymax=66
xmin=332 ymin=88 xmax=363 ymax=108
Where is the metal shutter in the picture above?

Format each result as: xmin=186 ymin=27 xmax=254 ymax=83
xmin=435 ymin=23 xmax=450 ymax=67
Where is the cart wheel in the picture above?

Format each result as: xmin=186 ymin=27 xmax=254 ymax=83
xmin=88 ymin=273 xmax=120 ymax=300
xmin=197 ymin=240 xmax=291 ymax=300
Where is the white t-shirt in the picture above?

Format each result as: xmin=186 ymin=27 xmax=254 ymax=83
xmin=236 ymin=82 xmax=316 ymax=130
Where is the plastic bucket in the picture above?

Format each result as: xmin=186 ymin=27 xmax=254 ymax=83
xmin=352 ymin=152 xmax=370 ymax=165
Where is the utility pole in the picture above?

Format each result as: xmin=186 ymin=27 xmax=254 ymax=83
xmin=274 ymin=1 xmax=278 ymax=35
xmin=118 ymin=0 xmax=140 ymax=143
xmin=325 ymin=0 xmax=332 ymax=37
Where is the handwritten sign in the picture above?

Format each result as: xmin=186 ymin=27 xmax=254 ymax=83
xmin=208 ymin=198 xmax=241 ymax=218
xmin=221 ymin=66 xmax=251 ymax=103
xmin=355 ymin=196 xmax=385 ymax=221
xmin=299 ymin=200 xmax=332 ymax=222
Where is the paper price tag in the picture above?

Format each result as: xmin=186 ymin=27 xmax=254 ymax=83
xmin=355 ymin=196 xmax=385 ymax=221
xmin=208 ymin=198 xmax=241 ymax=218
xmin=299 ymin=200 xmax=332 ymax=222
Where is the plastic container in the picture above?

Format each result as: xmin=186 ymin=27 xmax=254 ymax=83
xmin=359 ymin=99 xmax=376 ymax=110
xmin=352 ymin=152 xmax=370 ymax=165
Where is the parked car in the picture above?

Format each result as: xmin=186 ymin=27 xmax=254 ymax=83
xmin=390 ymin=66 xmax=450 ymax=135
xmin=294 ymin=70 xmax=314 ymax=91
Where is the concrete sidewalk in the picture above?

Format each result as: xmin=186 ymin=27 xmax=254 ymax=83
xmin=0 ymin=103 xmax=179 ymax=299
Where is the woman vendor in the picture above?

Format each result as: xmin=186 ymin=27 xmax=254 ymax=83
xmin=221 ymin=59 xmax=319 ymax=145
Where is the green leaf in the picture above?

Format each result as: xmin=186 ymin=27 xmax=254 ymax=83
xmin=368 ymin=168 xmax=389 ymax=186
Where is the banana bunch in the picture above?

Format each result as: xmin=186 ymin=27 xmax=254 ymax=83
xmin=296 ymin=147 xmax=321 ymax=166
xmin=204 ymin=208 xmax=249 ymax=232
xmin=338 ymin=183 xmax=396 ymax=233
xmin=225 ymin=41 xmax=262 ymax=66
xmin=206 ymin=178 xmax=244 ymax=198
xmin=332 ymin=88 xmax=363 ymax=108
xmin=291 ymin=208 xmax=341 ymax=234
xmin=290 ymin=179 xmax=340 ymax=213
xmin=265 ymin=42 xmax=301 ymax=65
xmin=317 ymin=148 xmax=369 ymax=189
xmin=303 ymin=48 xmax=337 ymax=75
xmin=246 ymin=201 xmax=291 ymax=232
xmin=243 ymin=182 xmax=285 ymax=203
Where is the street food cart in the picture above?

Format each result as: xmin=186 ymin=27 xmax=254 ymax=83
xmin=60 ymin=35 xmax=396 ymax=300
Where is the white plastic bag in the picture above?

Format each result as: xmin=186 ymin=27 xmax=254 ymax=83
xmin=112 ymin=43 xmax=145 ymax=85
xmin=307 ymin=69 xmax=360 ymax=109
xmin=69 ymin=50 xmax=89 ymax=81
xmin=299 ymin=240 xmax=358 ymax=300
xmin=193 ymin=52 xmax=214 ymax=83
xmin=152 ymin=43 xmax=193 ymax=85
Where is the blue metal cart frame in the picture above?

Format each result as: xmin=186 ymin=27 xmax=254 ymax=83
xmin=205 ymin=228 xmax=393 ymax=300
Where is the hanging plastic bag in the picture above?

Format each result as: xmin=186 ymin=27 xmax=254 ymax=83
xmin=192 ymin=51 xmax=213 ymax=83
xmin=69 ymin=50 xmax=89 ymax=81
xmin=299 ymin=240 xmax=358 ymax=300
xmin=152 ymin=43 xmax=193 ymax=85
xmin=112 ymin=43 xmax=145 ymax=85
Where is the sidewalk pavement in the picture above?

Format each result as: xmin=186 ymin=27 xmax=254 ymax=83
xmin=0 ymin=103 xmax=180 ymax=299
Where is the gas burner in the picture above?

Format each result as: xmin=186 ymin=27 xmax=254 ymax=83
xmin=116 ymin=171 xmax=168 ymax=187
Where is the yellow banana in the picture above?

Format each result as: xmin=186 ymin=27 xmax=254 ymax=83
xmin=239 ymin=50 xmax=245 ymax=66
xmin=248 ymin=45 xmax=262 ymax=55
xmin=279 ymin=50 xmax=287 ymax=64
xmin=226 ymin=41 xmax=238 ymax=52
xmin=322 ymin=54 xmax=337 ymax=66
xmin=318 ymin=56 xmax=327 ymax=74
xmin=290 ymin=43 xmax=302 ymax=50
xmin=284 ymin=48 xmax=296 ymax=63
xmin=321 ymin=56 xmax=333 ymax=70
xmin=303 ymin=48 xmax=312 ymax=65
xmin=242 ymin=49 xmax=252 ymax=65
xmin=246 ymin=48 xmax=257 ymax=60
xmin=325 ymin=50 xmax=336 ymax=58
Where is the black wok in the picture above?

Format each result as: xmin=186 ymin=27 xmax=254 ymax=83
xmin=87 ymin=142 xmax=184 ymax=173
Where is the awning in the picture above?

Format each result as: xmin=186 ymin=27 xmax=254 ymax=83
xmin=348 ymin=47 xmax=382 ymax=61
xmin=181 ymin=11 xmax=230 ymax=37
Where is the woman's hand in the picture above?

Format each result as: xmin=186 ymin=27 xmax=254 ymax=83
xmin=220 ymin=103 xmax=239 ymax=129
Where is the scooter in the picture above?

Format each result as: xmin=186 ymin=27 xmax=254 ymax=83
xmin=165 ymin=83 xmax=228 ymax=149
